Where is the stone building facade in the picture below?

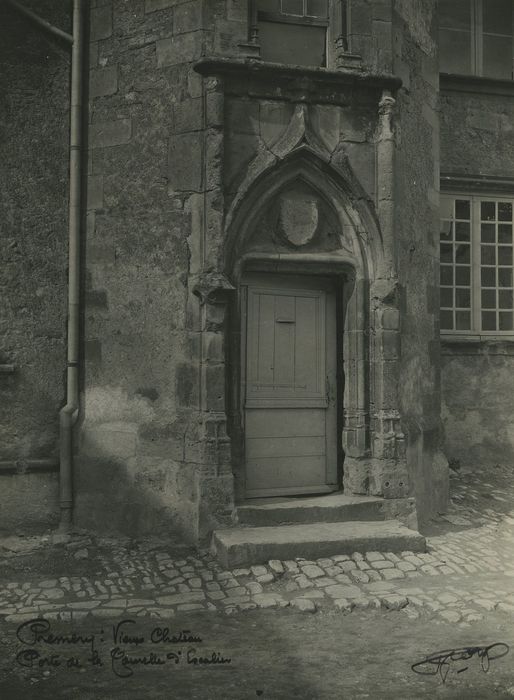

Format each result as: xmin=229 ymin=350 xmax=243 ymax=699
xmin=1 ymin=0 xmax=512 ymax=546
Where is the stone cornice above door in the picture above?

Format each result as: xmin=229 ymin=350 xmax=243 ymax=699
xmin=194 ymin=57 xmax=402 ymax=105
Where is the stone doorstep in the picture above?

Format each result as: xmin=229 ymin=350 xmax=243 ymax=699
xmin=236 ymin=493 xmax=387 ymax=527
xmin=212 ymin=520 xmax=426 ymax=569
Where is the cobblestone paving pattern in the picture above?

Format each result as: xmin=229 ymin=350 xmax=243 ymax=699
xmin=1 ymin=465 xmax=513 ymax=626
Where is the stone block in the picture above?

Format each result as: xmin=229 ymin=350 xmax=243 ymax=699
xmin=175 ymin=363 xmax=199 ymax=408
xmin=87 ymin=175 xmax=104 ymax=210
xmin=202 ymin=333 xmax=224 ymax=363
xmin=91 ymin=119 xmax=132 ymax=148
xmin=227 ymin=0 xmax=246 ymax=22
xmin=204 ymin=301 xmax=226 ymax=331
xmin=88 ymin=244 xmax=116 ymax=264
xmin=85 ymin=339 xmax=102 ymax=364
xmin=325 ymin=584 xmax=362 ymax=599
xmin=372 ymin=20 xmax=392 ymax=72
xmin=204 ymin=364 xmax=226 ymax=411
xmin=372 ymin=0 xmax=392 ymax=22
xmin=204 ymin=127 xmax=223 ymax=182
xmin=156 ymin=33 xmax=202 ymax=67
xmin=381 ymin=308 xmax=400 ymax=330
xmin=379 ymin=329 xmax=399 ymax=360
xmin=173 ymin=98 xmax=202 ymax=133
xmin=87 ymin=214 xmax=96 ymax=241
xmin=90 ymin=6 xmax=112 ymax=42
xmin=226 ymin=98 xmax=259 ymax=136
xmin=90 ymin=41 xmax=99 ymax=69
xmin=206 ymin=91 xmax=224 ymax=128
xmin=155 ymin=591 xmax=205 ymax=606
xmin=168 ymin=133 xmax=202 ymax=192
xmin=145 ymin=0 xmax=174 ymax=12
xmin=82 ymin=422 xmax=138 ymax=459
xmin=187 ymin=66 xmax=203 ymax=99
xmin=225 ymin=133 xmax=259 ymax=188
xmin=90 ymin=65 xmax=118 ymax=99
xmin=467 ymin=108 xmax=497 ymax=133
xmin=351 ymin=1 xmax=372 ymax=34
xmin=174 ymin=1 xmax=201 ymax=34
xmin=86 ymin=290 xmax=108 ymax=309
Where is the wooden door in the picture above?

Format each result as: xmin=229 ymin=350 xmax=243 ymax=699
xmin=242 ymin=274 xmax=338 ymax=497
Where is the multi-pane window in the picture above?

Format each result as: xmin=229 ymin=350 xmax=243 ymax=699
xmin=439 ymin=0 xmax=514 ymax=79
xmin=257 ymin=0 xmax=329 ymax=67
xmin=440 ymin=195 xmax=514 ymax=334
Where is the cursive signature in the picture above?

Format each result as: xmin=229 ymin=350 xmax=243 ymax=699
xmin=412 ymin=643 xmax=510 ymax=682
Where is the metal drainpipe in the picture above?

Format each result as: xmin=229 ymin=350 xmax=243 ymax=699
xmin=5 ymin=0 xmax=74 ymax=44
xmin=59 ymin=0 xmax=85 ymax=531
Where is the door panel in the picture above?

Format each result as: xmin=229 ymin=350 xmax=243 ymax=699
xmin=243 ymin=274 xmax=338 ymax=497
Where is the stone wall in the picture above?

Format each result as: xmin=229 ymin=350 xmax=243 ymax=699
xmin=392 ymin=0 xmax=449 ymax=524
xmin=0 ymin=0 xmax=70 ymax=532
xmin=440 ymin=87 xmax=514 ymax=469
xmin=76 ymin=0 xmax=216 ymax=541
xmin=76 ymin=0 xmax=452 ymax=540
xmin=440 ymin=89 xmax=514 ymax=178
xmin=442 ymin=344 xmax=514 ymax=468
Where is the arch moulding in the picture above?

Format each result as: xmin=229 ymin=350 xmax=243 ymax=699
xmin=210 ymin=146 xmax=410 ymax=508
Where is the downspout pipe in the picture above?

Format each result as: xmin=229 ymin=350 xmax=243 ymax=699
xmin=59 ymin=0 xmax=85 ymax=531
xmin=5 ymin=0 xmax=74 ymax=44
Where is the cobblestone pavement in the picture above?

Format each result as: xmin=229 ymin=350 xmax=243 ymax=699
xmin=1 ymin=465 xmax=513 ymax=627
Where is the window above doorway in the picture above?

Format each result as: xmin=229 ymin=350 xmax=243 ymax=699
xmin=439 ymin=0 xmax=514 ymax=80
xmin=440 ymin=194 xmax=514 ymax=338
xmin=256 ymin=0 xmax=330 ymax=67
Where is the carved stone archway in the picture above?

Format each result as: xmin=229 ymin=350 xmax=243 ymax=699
xmin=219 ymin=146 xmax=408 ymax=506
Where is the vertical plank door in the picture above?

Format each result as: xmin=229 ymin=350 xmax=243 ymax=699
xmin=243 ymin=274 xmax=337 ymax=497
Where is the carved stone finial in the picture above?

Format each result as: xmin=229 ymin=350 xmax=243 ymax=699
xmin=335 ymin=35 xmax=363 ymax=72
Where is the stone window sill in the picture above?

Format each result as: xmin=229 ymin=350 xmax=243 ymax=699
xmin=441 ymin=334 xmax=514 ymax=355
xmin=440 ymin=73 xmax=514 ymax=97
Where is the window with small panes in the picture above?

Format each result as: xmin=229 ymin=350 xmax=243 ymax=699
xmin=440 ymin=194 xmax=514 ymax=335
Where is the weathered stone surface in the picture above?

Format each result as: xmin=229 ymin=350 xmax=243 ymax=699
xmin=302 ymin=565 xmax=325 ymax=579
xmin=325 ymin=585 xmax=362 ymax=599
xmin=291 ymin=597 xmax=317 ymax=613
xmin=90 ymin=66 xmax=118 ymax=99
xmin=155 ymin=592 xmax=205 ymax=606
xmin=252 ymin=593 xmax=287 ymax=609
xmin=90 ymin=6 xmax=112 ymax=41
xmin=380 ymin=595 xmax=408 ymax=610
xmin=145 ymin=0 xmax=174 ymax=12
xmin=156 ymin=33 xmax=202 ymax=67
xmin=380 ymin=568 xmax=404 ymax=581
xmin=90 ymin=120 xmax=132 ymax=149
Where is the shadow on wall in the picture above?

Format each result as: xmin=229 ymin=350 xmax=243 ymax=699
xmin=0 ymin=472 xmax=59 ymax=535
xmin=73 ymin=386 xmax=202 ymax=545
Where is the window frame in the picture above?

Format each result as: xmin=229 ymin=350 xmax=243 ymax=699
xmin=439 ymin=0 xmax=514 ymax=80
xmin=254 ymin=0 xmax=345 ymax=68
xmin=440 ymin=192 xmax=514 ymax=341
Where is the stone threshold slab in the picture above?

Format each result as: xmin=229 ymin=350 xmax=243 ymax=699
xmin=213 ymin=521 xmax=426 ymax=568
xmin=237 ymin=493 xmax=386 ymax=527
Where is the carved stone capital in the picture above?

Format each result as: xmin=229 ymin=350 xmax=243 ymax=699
xmin=192 ymin=272 xmax=235 ymax=306
xmin=378 ymin=90 xmax=396 ymax=140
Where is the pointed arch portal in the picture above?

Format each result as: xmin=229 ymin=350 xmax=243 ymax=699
xmin=220 ymin=148 xmax=395 ymax=502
